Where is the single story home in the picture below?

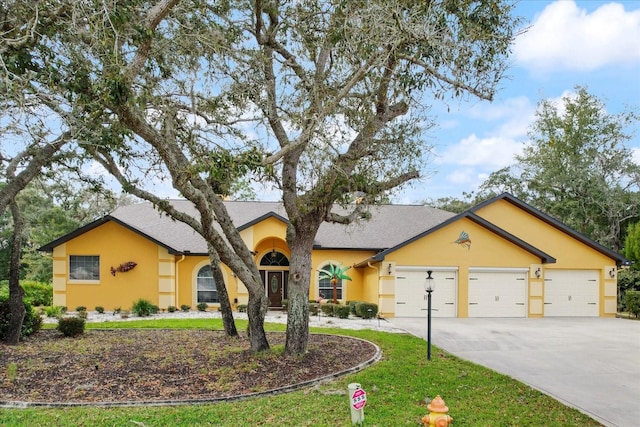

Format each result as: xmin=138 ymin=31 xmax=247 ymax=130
xmin=39 ymin=193 xmax=625 ymax=318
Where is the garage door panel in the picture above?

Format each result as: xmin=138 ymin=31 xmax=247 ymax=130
xmin=544 ymin=270 xmax=599 ymax=317
xmin=468 ymin=271 xmax=527 ymax=317
xmin=395 ymin=270 xmax=457 ymax=317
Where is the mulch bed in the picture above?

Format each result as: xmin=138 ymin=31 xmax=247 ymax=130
xmin=0 ymin=329 xmax=377 ymax=405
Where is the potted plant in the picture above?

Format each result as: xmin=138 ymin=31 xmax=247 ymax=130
xmin=319 ymin=263 xmax=352 ymax=303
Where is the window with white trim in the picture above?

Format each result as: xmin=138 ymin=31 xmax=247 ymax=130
xmin=318 ymin=263 xmax=342 ymax=300
xmin=197 ymin=265 xmax=218 ymax=303
xmin=69 ymin=255 xmax=100 ymax=280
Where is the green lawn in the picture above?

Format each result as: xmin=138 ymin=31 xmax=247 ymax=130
xmin=2 ymin=318 xmax=602 ymax=426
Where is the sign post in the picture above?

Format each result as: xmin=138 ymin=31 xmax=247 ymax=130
xmin=348 ymin=383 xmax=367 ymax=425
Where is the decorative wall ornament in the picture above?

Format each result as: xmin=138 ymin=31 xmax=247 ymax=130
xmin=110 ymin=261 xmax=138 ymax=276
xmin=454 ymin=231 xmax=471 ymax=250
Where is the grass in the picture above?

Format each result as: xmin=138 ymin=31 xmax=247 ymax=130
xmin=3 ymin=318 xmax=602 ymax=426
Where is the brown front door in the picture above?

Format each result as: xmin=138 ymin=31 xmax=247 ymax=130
xmin=267 ymin=271 xmax=283 ymax=307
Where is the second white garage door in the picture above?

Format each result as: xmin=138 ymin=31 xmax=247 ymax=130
xmin=395 ymin=268 xmax=457 ymax=317
xmin=544 ymin=270 xmax=599 ymax=316
xmin=468 ymin=269 xmax=528 ymax=317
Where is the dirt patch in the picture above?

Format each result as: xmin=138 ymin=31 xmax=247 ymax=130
xmin=0 ymin=329 xmax=377 ymax=405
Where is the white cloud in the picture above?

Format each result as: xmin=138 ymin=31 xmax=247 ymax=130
xmin=514 ymin=1 xmax=640 ymax=72
xmin=437 ymin=134 xmax=522 ymax=168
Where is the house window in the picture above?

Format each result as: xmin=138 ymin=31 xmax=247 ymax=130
xmin=197 ymin=265 xmax=218 ymax=303
xmin=318 ymin=263 xmax=342 ymax=300
xmin=69 ymin=255 xmax=100 ymax=281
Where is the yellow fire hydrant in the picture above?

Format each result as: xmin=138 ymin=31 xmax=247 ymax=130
xmin=422 ymin=395 xmax=453 ymax=427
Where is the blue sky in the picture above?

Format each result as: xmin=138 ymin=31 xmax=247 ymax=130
xmin=402 ymin=0 xmax=640 ymax=204
xmin=84 ymin=0 xmax=639 ymax=204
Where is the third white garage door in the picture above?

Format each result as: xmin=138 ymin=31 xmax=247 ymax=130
xmin=544 ymin=270 xmax=599 ymax=316
xmin=468 ymin=269 xmax=528 ymax=317
xmin=395 ymin=268 xmax=457 ymax=317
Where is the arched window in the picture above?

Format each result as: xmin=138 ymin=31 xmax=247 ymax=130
xmin=318 ymin=263 xmax=342 ymax=300
xmin=259 ymin=251 xmax=289 ymax=266
xmin=197 ymin=265 xmax=218 ymax=303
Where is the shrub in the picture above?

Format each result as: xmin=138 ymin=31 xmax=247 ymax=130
xmin=197 ymin=302 xmax=208 ymax=312
xmin=77 ymin=309 xmax=88 ymax=319
xmin=356 ymin=302 xmax=379 ymax=319
xmin=56 ymin=316 xmax=85 ymax=337
xmin=347 ymin=300 xmax=362 ymax=316
xmin=45 ymin=305 xmax=64 ymax=318
xmin=95 ymin=306 xmax=104 ymax=314
xmin=113 ymin=307 xmax=121 ymax=315
xmin=167 ymin=305 xmax=177 ymax=313
xmin=237 ymin=304 xmax=247 ymax=313
xmin=75 ymin=306 xmax=87 ymax=312
xmin=282 ymin=299 xmax=288 ymax=312
xmin=320 ymin=303 xmax=335 ymax=316
xmin=625 ymin=291 xmax=640 ymax=318
xmin=334 ymin=304 xmax=351 ymax=319
xmin=0 ymin=297 xmax=43 ymax=341
xmin=618 ymin=269 xmax=640 ymax=312
xmin=180 ymin=304 xmax=191 ymax=312
xmin=21 ymin=281 xmax=53 ymax=307
xmin=132 ymin=299 xmax=157 ymax=317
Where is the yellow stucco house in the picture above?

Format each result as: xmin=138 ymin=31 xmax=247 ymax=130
xmin=39 ymin=193 xmax=625 ymax=318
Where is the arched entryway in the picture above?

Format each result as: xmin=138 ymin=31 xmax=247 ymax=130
xmin=259 ymin=250 xmax=289 ymax=308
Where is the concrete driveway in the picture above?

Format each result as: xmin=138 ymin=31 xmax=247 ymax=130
xmin=389 ymin=317 xmax=640 ymax=427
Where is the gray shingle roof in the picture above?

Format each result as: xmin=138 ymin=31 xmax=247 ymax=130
xmin=104 ymin=200 xmax=457 ymax=254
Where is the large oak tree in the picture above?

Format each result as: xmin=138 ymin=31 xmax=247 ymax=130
xmin=2 ymin=0 xmax=521 ymax=354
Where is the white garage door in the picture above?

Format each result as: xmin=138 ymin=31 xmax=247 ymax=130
xmin=544 ymin=270 xmax=599 ymax=317
xmin=395 ymin=269 xmax=457 ymax=317
xmin=468 ymin=269 xmax=528 ymax=317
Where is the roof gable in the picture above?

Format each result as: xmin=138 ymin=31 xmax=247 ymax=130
xmin=358 ymin=211 xmax=556 ymax=266
xmin=471 ymin=193 xmax=627 ymax=264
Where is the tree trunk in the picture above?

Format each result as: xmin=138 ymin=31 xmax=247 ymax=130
xmin=284 ymin=230 xmax=315 ymax=355
xmin=246 ymin=282 xmax=270 ymax=351
xmin=208 ymin=247 xmax=237 ymax=337
xmin=5 ymin=202 xmax=26 ymax=345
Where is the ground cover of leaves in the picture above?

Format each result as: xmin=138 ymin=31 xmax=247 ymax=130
xmin=0 ymin=329 xmax=376 ymax=404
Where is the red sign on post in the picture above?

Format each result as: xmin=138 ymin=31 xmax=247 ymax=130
xmin=351 ymin=388 xmax=367 ymax=410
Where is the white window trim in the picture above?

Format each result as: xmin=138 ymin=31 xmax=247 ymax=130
xmin=192 ymin=260 xmax=228 ymax=306
xmin=68 ymin=255 xmax=101 ymax=284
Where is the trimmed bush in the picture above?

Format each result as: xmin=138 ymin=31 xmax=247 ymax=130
xmin=347 ymin=300 xmax=362 ymax=316
xmin=180 ymin=304 xmax=191 ymax=312
xmin=356 ymin=302 xmax=379 ymax=319
xmin=320 ymin=303 xmax=336 ymax=316
xmin=625 ymin=291 xmax=640 ymax=318
xmin=0 ymin=297 xmax=43 ymax=341
xmin=131 ymin=299 xmax=157 ymax=317
xmin=75 ymin=306 xmax=87 ymax=312
xmin=334 ymin=304 xmax=351 ymax=319
xmin=95 ymin=306 xmax=105 ymax=314
xmin=56 ymin=316 xmax=85 ymax=337
xmin=237 ymin=304 xmax=247 ymax=313
xmin=197 ymin=302 xmax=208 ymax=312
xmin=167 ymin=305 xmax=177 ymax=313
